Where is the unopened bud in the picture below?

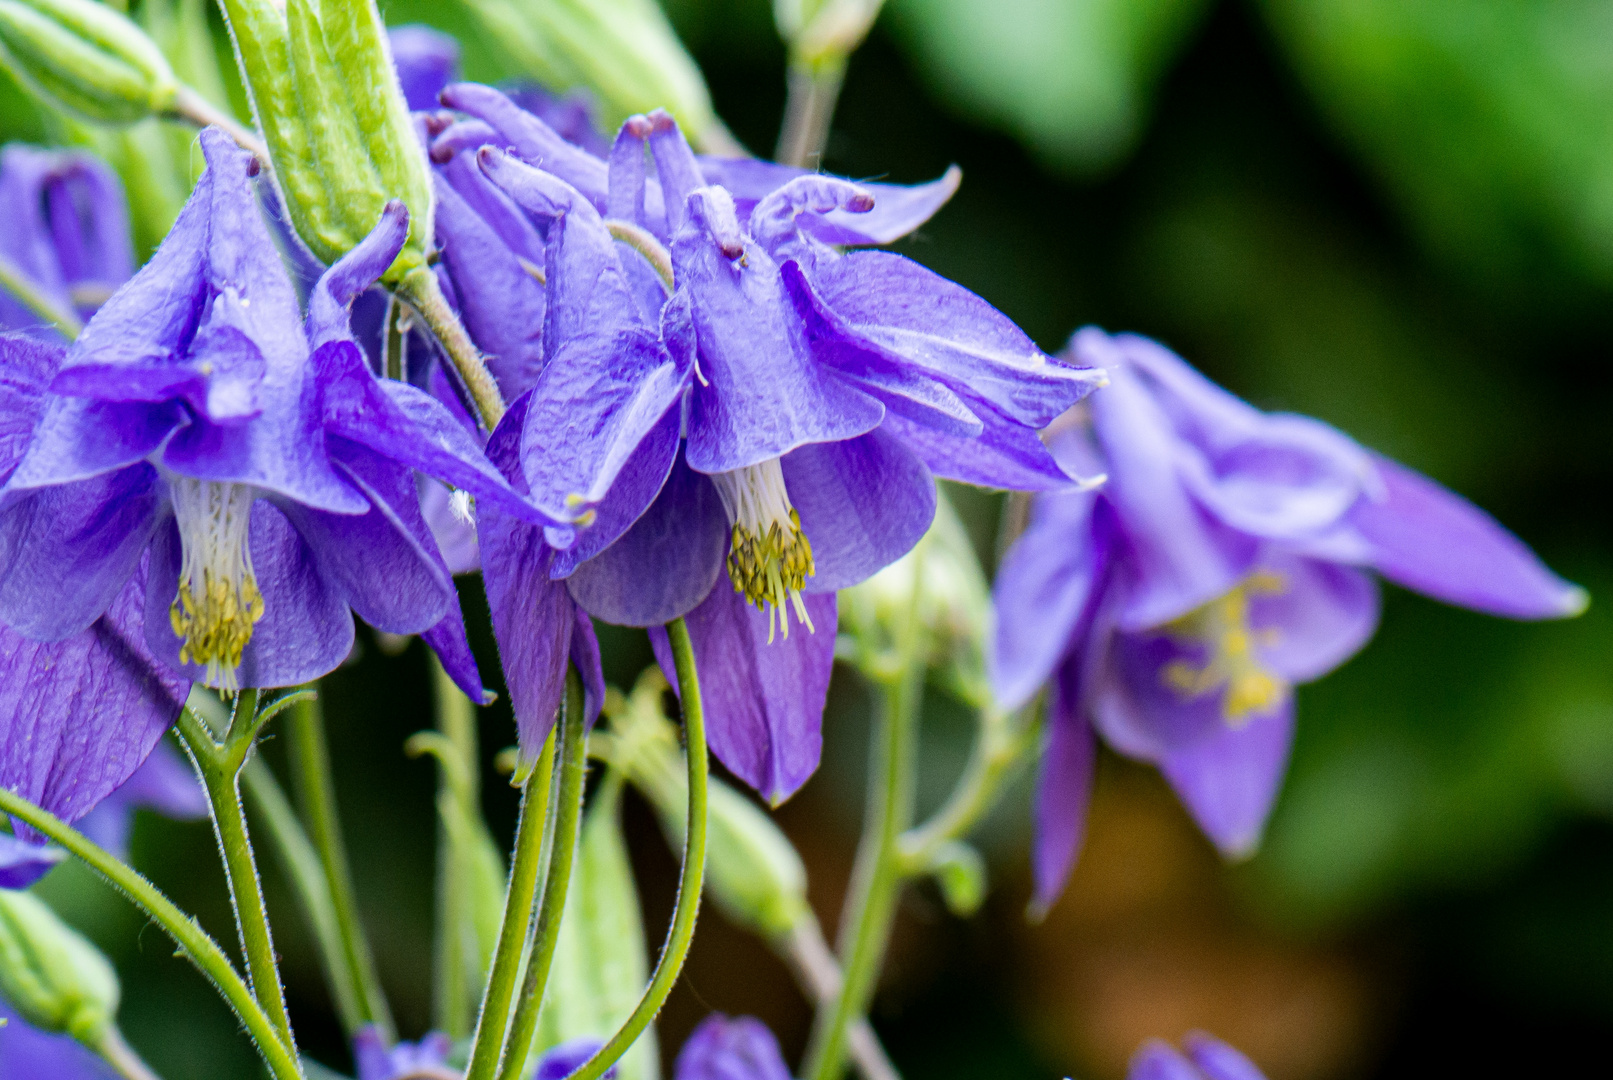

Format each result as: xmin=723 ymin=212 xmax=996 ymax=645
xmin=774 ymin=0 xmax=886 ymax=69
xmin=927 ymin=840 xmax=986 ymax=917
xmin=0 ymin=0 xmax=177 ymax=124
xmin=458 ymin=0 xmax=727 ymax=151
xmin=0 ymin=889 xmax=119 ymax=1044
xmin=216 ymin=0 xmax=432 ymax=283
xmin=599 ymin=670 xmax=811 ymax=941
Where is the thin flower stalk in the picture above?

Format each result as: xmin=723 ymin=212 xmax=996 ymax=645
xmin=0 ymin=784 xmax=303 ymax=1080
xmin=0 ymin=250 xmax=83 ymax=337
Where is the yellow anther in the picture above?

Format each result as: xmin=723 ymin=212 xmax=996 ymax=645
xmin=712 ymin=459 xmax=816 ymax=642
xmin=1158 ymin=570 xmax=1289 ymax=726
xmin=168 ymin=478 xmax=264 ymax=692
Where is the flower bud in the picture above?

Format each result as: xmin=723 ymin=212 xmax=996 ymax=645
xmin=0 ymin=889 xmax=119 ymax=1044
xmin=215 ymin=0 xmax=432 ymax=283
xmin=926 ymin=839 xmax=986 ymax=917
xmin=774 ymin=0 xmax=886 ymax=69
xmin=0 ymin=0 xmax=177 ymax=124
xmin=598 ymin=670 xmax=811 ymax=942
xmin=458 ymin=0 xmax=727 ymax=151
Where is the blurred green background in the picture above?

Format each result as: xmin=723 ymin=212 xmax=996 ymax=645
xmin=7 ymin=0 xmax=1613 ymax=1076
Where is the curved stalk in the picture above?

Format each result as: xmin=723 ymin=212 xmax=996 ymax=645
xmin=167 ymin=84 xmax=268 ymax=162
xmin=462 ymin=726 xmax=559 ymax=1080
xmin=0 ymin=786 xmax=303 ymax=1080
xmin=176 ymin=693 xmax=297 ymax=1056
xmin=0 ymin=252 xmax=83 ymax=338
xmin=566 ymin=617 xmax=709 ymax=1080
xmin=92 ymin=1026 xmax=163 ymax=1080
xmin=896 ymin=705 xmax=1037 ymax=874
xmin=396 ymin=266 xmax=506 ymax=430
xmin=495 ymin=670 xmax=590 ymax=1080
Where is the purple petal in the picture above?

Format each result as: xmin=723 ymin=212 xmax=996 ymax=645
xmin=1347 ymin=454 xmax=1587 ymax=619
xmin=0 ymin=568 xmax=189 ymax=837
xmin=76 ymin=737 xmax=207 ymax=856
xmin=305 ymin=200 xmax=409 ymax=350
xmin=0 ymin=832 xmax=64 ymax=889
xmin=0 ymin=1000 xmax=120 ymax=1077
xmin=388 ymin=25 xmax=460 ymax=111
xmin=2 ymin=396 xmax=186 ymax=492
xmin=992 ymin=488 xmax=1109 ymax=710
xmin=1031 ymin=654 xmax=1098 ymax=914
xmin=421 ymin=591 xmax=493 ymax=704
xmin=1183 ymin=1033 xmax=1269 ymax=1080
xmin=673 ymin=1015 xmax=792 ymax=1080
xmin=650 ymin=583 xmax=836 ymax=805
xmin=1127 ymin=1041 xmax=1203 ymax=1080
xmin=565 ymin=456 xmax=727 ymax=626
xmin=144 ymin=503 xmax=354 ymax=690
xmin=1248 ymin=555 xmax=1379 ymax=683
xmin=548 ymin=407 xmax=682 ymax=577
xmin=440 ymin=83 xmax=608 ymax=202
xmin=646 ymin=112 xmax=705 ymax=235
xmin=570 ymin=604 xmax=605 ymax=727
xmin=749 ymin=175 xmax=874 ymax=252
xmin=699 ymin=157 xmax=961 ymax=247
xmin=879 ymin=409 xmax=1077 ymax=492
xmin=782 ymin=426 xmax=937 ymax=593
xmin=535 ymin=1038 xmax=610 ymax=1080
xmin=0 ymin=334 xmax=61 ymax=476
xmin=0 ymin=465 xmax=161 ymax=640
xmin=785 ymin=252 xmax=1102 ymax=428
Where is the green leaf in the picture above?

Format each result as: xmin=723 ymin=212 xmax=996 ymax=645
xmin=883 ymin=0 xmax=1211 ymax=172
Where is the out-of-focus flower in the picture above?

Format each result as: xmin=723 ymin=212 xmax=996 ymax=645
xmin=466 ymin=103 xmax=1100 ymax=803
xmin=0 ymin=0 xmax=177 ymax=126
xmin=0 ymin=129 xmax=538 ymax=701
xmin=388 ymin=25 xmax=459 ymax=113
xmin=0 ymin=889 xmax=117 ymax=1045
xmin=1128 ymin=1031 xmax=1268 ymax=1080
xmin=74 ymin=738 xmax=207 ymax=857
xmin=0 ymin=145 xmax=131 ymax=336
xmin=0 ymin=999 xmax=117 ymax=1080
xmin=534 ymin=1037 xmax=614 ymax=1080
xmin=674 ymin=1015 xmax=791 ymax=1080
xmin=994 ymin=328 xmax=1587 ymax=910
xmin=352 ymin=1025 xmax=455 ymax=1080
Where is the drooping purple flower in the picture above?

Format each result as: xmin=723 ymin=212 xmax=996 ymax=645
xmin=0 ymin=146 xmax=132 ymax=336
xmin=0 ymin=1000 xmax=117 ymax=1080
xmin=0 ymin=129 xmax=540 ymax=701
xmin=993 ymin=328 xmax=1587 ymax=910
xmin=1129 ymin=1032 xmax=1268 ymax=1080
xmin=352 ymin=1025 xmax=455 ymax=1080
xmin=674 ymin=1014 xmax=792 ymax=1080
xmin=388 ymin=25 xmax=460 ymax=113
xmin=461 ymin=105 xmax=1100 ymax=802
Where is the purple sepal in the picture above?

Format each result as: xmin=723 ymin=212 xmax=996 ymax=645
xmin=0 ymin=832 xmax=64 ymax=889
xmin=673 ymin=1014 xmax=792 ymax=1080
xmin=76 ymin=738 xmax=207 ymax=858
xmin=388 ymin=25 xmax=459 ymax=112
xmin=0 ymin=1000 xmax=119 ymax=1078
xmin=1031 ymin=655 xmax=1097 ymax=915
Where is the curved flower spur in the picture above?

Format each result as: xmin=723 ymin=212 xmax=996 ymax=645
xmin=471 ymin=110 xmax=1103 ymax=803
xmin=992 ymin=328 xmax=1587 ymax=911
xmin=0 ymin=128 xmax=546 ymax=701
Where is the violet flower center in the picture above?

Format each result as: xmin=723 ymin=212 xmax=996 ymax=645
xmin=1159 ymin=570 xmax=1288 ymax=725
xmin=711 ymin=457 xmax=816 ymax=642
xmin=167 ymin=477 xmax=264 ymax=691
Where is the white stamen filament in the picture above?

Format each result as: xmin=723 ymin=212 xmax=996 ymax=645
xmin=449 ymin=488 xmax=476 ymax=526
xmin=168 ymin=478 xmax=264 ymax=692
xmin=711 ymin=458 xmax=816 ymax=643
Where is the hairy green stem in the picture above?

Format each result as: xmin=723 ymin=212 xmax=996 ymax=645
xmin=287 ymin=694 xmax=394 ymax=1041
xmin=396 ymin=266 xmax=505 ymax=429
xmin=176 ymin=693 xmax=297 ymax=1056
xmin=567 ymin=617 xmax=709 ymax=1080
xmin=0 ymin=786 xmax=303 ymax=1080
xmin=240 ymin=757 xmax=363 ymax=1034
xmin=167 ymin=83 xmax=268 ymax=161
xmin=803 ymin=573 xmax=926 ymax=1080
xmin=462 ymin=727 xmax=559 ymax=1080
xmin=496 ymin=670 xmax=590 ymax=1080
xmin=0 ymin=252 xmax=83 ymax=338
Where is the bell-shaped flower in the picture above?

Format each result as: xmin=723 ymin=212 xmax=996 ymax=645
xmin=0 ymin=145 xmax=131 ymax=336
xmin=0 ymin=128 xmax=539 ymax=701
xmin=1129 ymin=1032 xmax=1269 ymax=1080
xmin=471 ymin=111 xmax=1101 ymax=803
xmin=674 ymin=1015 xmax=791 ymax=1080
xmin=993 ymin=328 xmax=1587 ymax=910
xmin=352 ymin=1025 xmax=454 ymax=1080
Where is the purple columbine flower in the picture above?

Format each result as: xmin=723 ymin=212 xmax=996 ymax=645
xmin=1129 ymin=1032 xmax=1268 ymax=1080
xmin=0 ymin=145 xmax=132 ymax=336
xmin=993 ymin=328 xmax=1587 ymax=910
xmin=0 ymin=334 xmax=191 ymax=890
xmin=465 ymin=107 xmax=1101 ymax=801
xmin=674 ymin=1015 xmax=791 ymax=1080
xmin=0 ymin=1000 xmax=117 ymax=1080
xmin=0 ymin=128 xmax=538 ymax=701
xmin=352 ymin=1025 xmax=456 ymax=1080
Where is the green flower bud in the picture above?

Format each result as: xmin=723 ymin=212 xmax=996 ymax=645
xmin=0 ymin=0 xmax=177 ymax=124
xmin=926 ymin=839 xmax=986 ymax=917
xmin=216 ymin=0 xmax=432 ymax=283
xmin=457 ymin=0 xmax=731 ymax=152
xmin=774 ymin=0 xmax=886 ymax=69
xmin=0 ymin=889 xmax=119 ymax=1043
xmin=598 ymin=669 xmax=811 ymax=942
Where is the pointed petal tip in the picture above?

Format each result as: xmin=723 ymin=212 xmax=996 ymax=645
xmin=1560 ymin=584 xmax=1590 ymax=618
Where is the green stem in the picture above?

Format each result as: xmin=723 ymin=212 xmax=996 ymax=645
xmin=175 ymin=694 xmax=297 ymax=1056
xmin=775 ymin=56 xmax=847 ymax=168
xmin=462 ymin=727 xmax=559 ymax=1080
xmin=240 ymin=757 xmax=363 ymax=1035
xmin=91 ymin=1025 xmax=164 ymax=1080
xmin=495 ymin=670 xmax=590 ymax=1080
xmin=566 ymin=617 xmax=709 ymax=1080
xmin=803 ymin=574 xmax=926 ymax=1080
xmin=0 ymin=786 xmax=303 ymax=1080
xmin=0 ymin=251 xmax=83 ymax=338
xmin=167 ymin=83 xmax=268 ymax=161
xmin=429 ymin=656 xmax=484 ymax=1039
xmin=396 ymin=266 xmax=505 ymax=429
xmin=287 ymin=693 xmax=394 ymax=1041
xmin=896 ymin=705 xmax=1036 ymax=874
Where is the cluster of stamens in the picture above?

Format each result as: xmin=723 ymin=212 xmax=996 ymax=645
xmin=168 ymin=478 xmax=264 ymax=692
xmin=1158 ymin=570 xmax=1288 ymax=725
xmin=711 ymin=459 xmax=816 ymax=642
